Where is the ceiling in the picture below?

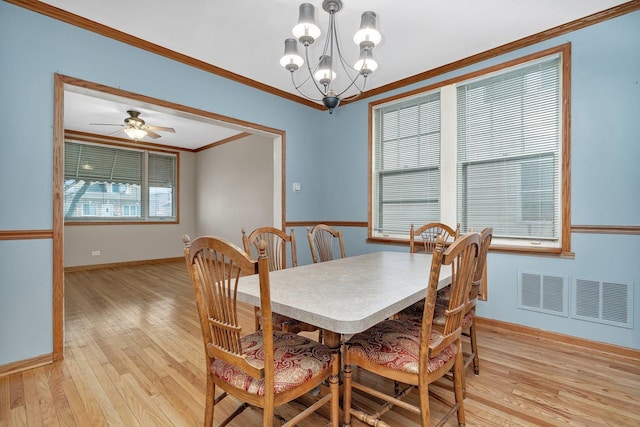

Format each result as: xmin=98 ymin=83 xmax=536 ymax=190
xmin=64 ymin=88 xmax=250 ymax=151
xmin=50 ymin=0 xmax=631 ymax=149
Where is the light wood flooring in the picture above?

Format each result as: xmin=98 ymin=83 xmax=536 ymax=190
xmin=1 ymin=261 xmax=639 ymax=426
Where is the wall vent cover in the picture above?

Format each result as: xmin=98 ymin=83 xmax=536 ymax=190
xmin=518 ymin=271 xmax=568 ymax=317
xmin=572 ymin=279 xmax=633 ymax=329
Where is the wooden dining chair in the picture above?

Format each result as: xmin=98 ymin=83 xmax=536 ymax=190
xmin=409 ymin=222 xmax=459 ymax=254
xmin=435 ymin=227 xmax=493 ymax=379
xmin=242 ymin=226 xmax=320 ymax=337
xmin=343 ymin=232 xmax=480 ymax=427
xmin=397 ymin=222 xmax=460 ymax=320
xmin=307 ymin=223 xmax=346 ymax=263
xmin=183 ymin=235 xmax=340 ymax=427
xmin=242 ymin=226 xmax=298 ymax=272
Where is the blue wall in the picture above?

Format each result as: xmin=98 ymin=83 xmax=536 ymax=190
xmin=297 ymin=10 xmax=640 ymax=349
xmin=1 ymin=2 xmax=638 ymax=366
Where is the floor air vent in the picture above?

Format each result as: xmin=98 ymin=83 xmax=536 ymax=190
xmin=518 ymin=271 xmax=568 ymax=316
xmin=572 ymin=279 xmax=633 ymax=328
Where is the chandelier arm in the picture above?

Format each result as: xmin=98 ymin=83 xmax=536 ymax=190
xmin=330 ymin=20 xmax=368 ymax=99
xmin=339 ymin=78 xmax=368 ymax=102
xmin=337 ymin=79 xmax=364 ymax=99
xmin=333 ymin=59 xmax=365 ymax=99
xmin=304 ymin=44 xmax=329 ymax=96
xmin=290 ymin=72 xmax=325 ymax=102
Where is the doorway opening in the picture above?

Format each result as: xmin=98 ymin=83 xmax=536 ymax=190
xmin=53 ymin=74 xmax=286 ymax=360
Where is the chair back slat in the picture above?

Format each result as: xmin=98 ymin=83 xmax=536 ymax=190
xmin=307 ymin=224 xmax=346 ymax=263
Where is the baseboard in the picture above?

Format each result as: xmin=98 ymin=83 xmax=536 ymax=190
xmin=0 ymin=353 xmax=52 ymax=377
xmin=64 ymin=256 xmax=183 ymax=272
xmin=476 ymin=317 xmax=640 ymax=360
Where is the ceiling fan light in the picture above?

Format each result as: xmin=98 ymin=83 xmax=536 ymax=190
xmin=124 ymin=127 xmax=147 ymax=140
xmin=292 ymin=3 xmax=321 ymax=45
xmin=280 ymin=38 xmax=304 ymax=71
xmin=353 ymin=11 xmax=381 ymax=49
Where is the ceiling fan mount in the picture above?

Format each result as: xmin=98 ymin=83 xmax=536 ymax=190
xmin=90 ymin=110 xmax=176 ymax=140
xmin=124 ymin=110 xmax=145 ymax=128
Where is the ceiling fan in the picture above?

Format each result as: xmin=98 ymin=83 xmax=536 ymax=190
xmin=90 ymin=110 xmax=176 ymax=140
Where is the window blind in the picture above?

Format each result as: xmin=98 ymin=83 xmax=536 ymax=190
xmin=148 ymin=153 xmax=176 ymax=188
xmin=64 ymin=141 xmax=177 ymax=221
xmin=456 ymin=56 xmax=561 ymax=241
xmin=373 ymin=92 xmax=441 ymax=235
xmin=64 ymin=141 xmax=142 ymax=184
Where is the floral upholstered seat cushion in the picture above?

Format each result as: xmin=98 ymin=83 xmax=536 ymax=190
xmin=211 ymin=331 xmax=331 ymax=396
xmin=346 ymin=319 xmax=458 ymax=374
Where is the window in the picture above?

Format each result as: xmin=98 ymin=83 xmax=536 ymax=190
xmin=64 ymin=141 xmax=178 ymax=222
xmin=82 ymin=203 xmax=97 ymax=216
xmin=372 ymin=92 xmax=441 ymax=236
xmin=123 ymin=205 xmax=139 ymax=217
xmin=370 ymin=46 xmax=569 ymax=253
xmin=457 ymin=56 xmax=561 ymax=245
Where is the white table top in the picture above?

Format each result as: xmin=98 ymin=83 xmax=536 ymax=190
xmin=237 ymin=251 xmax=452 ymax=335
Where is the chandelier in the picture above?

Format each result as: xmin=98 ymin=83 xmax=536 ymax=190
xmin=280 ymin=0 xmax=381 ymax=113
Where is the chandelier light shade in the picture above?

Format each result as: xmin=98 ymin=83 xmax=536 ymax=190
xmin=292 ymin=3 xmax=321 ymax=43
xmin=280 ymin=38 xmax=304 ymax=71
xmin=124 ymin=127 xmax=147 ymax=140
xmin=353 ymin=11 xmax=382 ymax=48
xmin=354 ymin=46 xmax=378 ymax=74
xmin=280 ymin=0 xmax=381 ymax=113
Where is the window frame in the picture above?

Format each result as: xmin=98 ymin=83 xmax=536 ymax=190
xmin=368 ymin=44 xmax=571 ymax=256
xmin=64 ymin=137 xmax=180 ymax=225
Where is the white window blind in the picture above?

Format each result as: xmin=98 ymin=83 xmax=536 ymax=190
xmin=148 ymin=152 xmax=176 ymax=219
xmin=456 ymin=56 xmax=561 ymax=242
xmin=373 ymin=92 xmax=441 ymax=236
xmin=64 ymin=142 xmax=142 ymax=184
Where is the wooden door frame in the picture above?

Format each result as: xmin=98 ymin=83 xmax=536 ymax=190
xmin=52 ymin=74 xmax=286 ymax=360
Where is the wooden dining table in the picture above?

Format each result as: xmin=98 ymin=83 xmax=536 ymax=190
xmin=237 ymin=251 xmax=452 ymax=350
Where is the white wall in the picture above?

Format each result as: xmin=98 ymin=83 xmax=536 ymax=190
xmin=195 ymin=134 xmax=275 ymax=248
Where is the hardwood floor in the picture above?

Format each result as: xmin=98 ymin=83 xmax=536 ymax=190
xmin=1 ymin=260 xmax=639 ymax=426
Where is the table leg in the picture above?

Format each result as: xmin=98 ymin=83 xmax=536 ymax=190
xmin=323 ymin=330 xmax=341 ymax=351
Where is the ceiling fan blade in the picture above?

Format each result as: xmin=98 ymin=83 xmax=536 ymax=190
xmin=90 ymin=123 xmax=125 ymax=127
xmin=108 ymin=128 xmax=125 ymax=136
xmin=146 ymin=130 xmax=162 ymax=139
xmin=146 ymin=125 xmax=176 ymax=133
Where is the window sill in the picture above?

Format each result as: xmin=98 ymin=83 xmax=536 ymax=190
xmin=366 ymin=237 xmax=574 ymax=258
xmin=65 ymin=220 xmax=178 ymax=226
